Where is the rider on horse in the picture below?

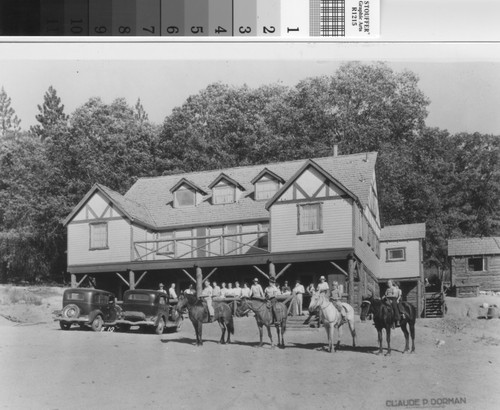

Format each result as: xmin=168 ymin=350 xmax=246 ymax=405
xmin=200 ymin=280 xmax=214 ymax=322
xmin=384 ymin=280 xmax=402 ymax=328
xmin=265 ymin=278 xmax=280 ymax=323
xmin=329 ymin=281 xmax=346 ymax=321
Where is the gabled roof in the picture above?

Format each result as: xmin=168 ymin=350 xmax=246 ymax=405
xmin=208 ymin=173 xmax=246 ymax=190
xmin=250 ymin=168 xmax=285 ymax=185
xmin=380 ymin=223 xmax=426 ymax=242
xmin=448 ymin=237 xmax=500 ymax=256
xmin=109 ymin=152 xmax=376 ymax=229
xmin=170 ymin=178 xmax=207 ymax=195
xmin=264 ymin=158 xmax=360 ymax=210
xmin=63 ymin=184 xmax=156 ymax=228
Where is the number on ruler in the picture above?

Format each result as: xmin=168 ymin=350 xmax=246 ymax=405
xmin=142 ymin=26 xmax=155 ymax=34
xmin=70 ymin=19 xmax=83 ymax=34
xmin=287 ymin=27 xmax=300 ymax=33
xmin=239 ymin=26 xmax=251 ymax=34
xmin=166 ymin=26 xmax=179 ymax=34
xmin=191 ymin=26 xmax=204 ymax=34
xmin=215 ymin=26 xmax=227 ymax=34
xmin=119 ymin=26 xmax=131 ymax=34
xmin=263 ymin=26 xmax=275 ymax=34
xmin=94 ymin=26 xmax=107 ymax=34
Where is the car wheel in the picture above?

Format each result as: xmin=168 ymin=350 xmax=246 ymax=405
xmin=62 ymin=304 xmax=80 ymax=319
xmin=91 ymin=315 xmax=104 ymax=332
xmin=59 ymin=322 xmax=72 ymax=330
xmin=156 ymin=317 xmax=166 ymax=335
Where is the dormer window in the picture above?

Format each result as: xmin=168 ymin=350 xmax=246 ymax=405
xmin=213 ymin=184 xmax=235 ymax=204
xmin=251 ymin=168 xmax=284 ymax=201
xmin=170 ymin=178 xmax=207 ymax=208
xmin=209 ymin=173 xmax=245 ymax=205
xmin=174 ymin=186 xmax=195 ymax=207
xmin=255 ymin=179 xmax=279 ymax=200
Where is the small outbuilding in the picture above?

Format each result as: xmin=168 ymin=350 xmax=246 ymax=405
xmin=448 ymin=237 xmax=500 ymax=297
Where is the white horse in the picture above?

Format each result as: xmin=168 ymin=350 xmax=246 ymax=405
xmin=308 ymin=292 xmax=357 ymax=353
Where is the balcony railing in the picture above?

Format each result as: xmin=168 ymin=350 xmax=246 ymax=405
xmin=133 ymin=230 xmax=269 ymax=261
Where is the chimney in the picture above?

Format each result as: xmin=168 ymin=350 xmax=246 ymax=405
xmin=333 ymin=144 xmax=338 ymax=157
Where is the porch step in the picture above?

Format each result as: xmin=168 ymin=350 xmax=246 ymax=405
xmin=286 ymin=315 xmax=320 ymax=331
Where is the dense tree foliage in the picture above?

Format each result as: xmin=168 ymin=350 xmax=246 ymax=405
xmin=0 ymin=62 xmax=498 ymax=282
xmin=0 ymin=87 xmax=21 ymax=138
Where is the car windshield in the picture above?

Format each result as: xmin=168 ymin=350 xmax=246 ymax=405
xmin=126 ymin=294 xmax=151 ymax=302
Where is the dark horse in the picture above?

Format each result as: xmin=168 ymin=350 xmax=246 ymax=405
xmin=175 ymin=294 xmax=234 ymax=346
xmin=236 ymin=297 xmax=287 ymax=349
xmin=360 ymin=295 xmax=417 ymax=356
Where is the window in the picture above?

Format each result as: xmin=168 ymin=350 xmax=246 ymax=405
xmin=213 ymin=185 xmax=235 ymax=204
xmin=358 ymin=210 xmax=363 ymax=240
xmin=297 ymin=203 xmax=322 ymax=234
xmin=67 ymin=292 xmax=85 ymax=301
xmin=90 ymin=223 xmax=108 ymax=249
xmin=255 ymin=180 xmax=279 ymax=200
xmin=468 ymin=257 xmax=486 ymax=272
xmin=157 ymin=232 xmax=174 ymax=255
xmin=258 ymin=223 xmax=269 ymax=248
xmin=174 ymin=187 xmax=195 ymax=207
xmin=386 ymin=247 xmax=406 ymax=262
xmin=126 ymin=293 xmax=150 ymax=301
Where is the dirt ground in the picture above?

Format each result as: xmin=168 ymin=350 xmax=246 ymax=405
xmin=1 ymin=288 xmax=500 ymax=410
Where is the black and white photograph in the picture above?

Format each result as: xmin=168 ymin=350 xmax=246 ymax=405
xmin=0 ymin=43 xmax=499 ymax=409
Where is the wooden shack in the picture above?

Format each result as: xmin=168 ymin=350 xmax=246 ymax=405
xmin=448 ymin=237 xmax=500 ymax=297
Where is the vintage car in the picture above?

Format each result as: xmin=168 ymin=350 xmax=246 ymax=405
xmin=116 ymin=289 xmax=183 ymax=334
xmin=55 ymin=288 xmax=120 ymax=331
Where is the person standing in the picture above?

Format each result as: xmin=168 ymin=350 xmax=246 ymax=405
xmin=250 ymin=278 xmax=264 ymax=299
xmin=293 ymin=280 xmax=305 ymax=315
xmin=168 ymin=283 xmax=177 ymax=299
xmin=233 ymin=281 xmax=242 ymax=298
xmin=201 ymin=280 xmax=214 ymax=322
xmin=317 ymin=276 xmax=330 ymax=295
xmin=241 ymin=282 xmax=251 ymax=298
xmin=212 ymin=281 xmax=221 ymax=299
xmin=184 ymin=284 xmax=195 ymax=295
xmin=281 ymin=281 xmax=291 ymax=296
xmin=158 ymin=283 xmax=167 ymax=294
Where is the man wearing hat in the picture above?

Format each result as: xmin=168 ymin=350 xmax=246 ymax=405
xmin=265 ymin=277 xmax=280 ymax=323
xmin=317 ymin=275 xmax=330 ymax=295
xmin=293 ymin=280 xmax=305 ymax=315
xmin=250 ymin=278 xmax=264 ymax=299
xmin=158 ymin=283 xmax=167 ymax=294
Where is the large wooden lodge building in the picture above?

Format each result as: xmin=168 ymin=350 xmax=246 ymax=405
xmin=64 ymin=151 xmax=426 ymax=313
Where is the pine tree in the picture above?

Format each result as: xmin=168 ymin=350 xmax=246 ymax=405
xmin=0 ymin=87 xmax=21 ymax=138
xmin=134 ymin=98 xmax=149 ymax=124
xmin=30 ymin=86 xmax=68 ymax=141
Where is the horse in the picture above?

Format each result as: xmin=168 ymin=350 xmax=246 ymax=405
xmin=236 ymin=297 xmax=287 ymax=349
xmin=308 ymin=291 xmax=356 ymax=353
xmin=175 ymin=293 xmax=234 ymax=346
xmin=360 ymin=295 xmax=416 ymax=356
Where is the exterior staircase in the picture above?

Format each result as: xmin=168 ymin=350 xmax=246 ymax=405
xmin=424 ymin=292 xmax=446 ymax=318
xmin=286 ymin=312 xmax=320 ymax=331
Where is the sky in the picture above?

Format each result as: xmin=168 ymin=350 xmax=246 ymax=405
xmin=0 ymin=42 xmax=499 ymax=135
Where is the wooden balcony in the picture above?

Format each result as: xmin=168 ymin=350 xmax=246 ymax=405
xmin=133 ymin=230 xmax=270 ymax=262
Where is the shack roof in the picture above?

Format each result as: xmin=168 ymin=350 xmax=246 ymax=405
xmin=448 ymin=237 xmax=500 ymax=256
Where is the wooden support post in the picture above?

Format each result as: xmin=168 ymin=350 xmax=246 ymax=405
xmin=275 ymin=263 xmax=292 ymax=280
xmin=76 ymin=275 xmax=88 ymax=288
xmin=329 ymin=261 xmax=349 ymax=277
xmin=196 ymin=266 xmax=203 ymax=296
xmin=347 ymin=255 xmax=355 ymax=306
xmin=204 ymin=268 xmax=218 ymax=283
xmin=182 ymin=269 xmax=197 ymax=284
xmin=116 ymin=272 xmax=130 ymax=287
xmin=129 ymin=270 xmax=136 ymax=290
xmin=71 ymin=274 xmax=77 ymax=288
xmin=268 ymin=261 xmax=276 ymax=279
xmin=135 ymin=271 xmax=148 ymax=288
xmin=253 ymin=265 xmax=269 ymax=280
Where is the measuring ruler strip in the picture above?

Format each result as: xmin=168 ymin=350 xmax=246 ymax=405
xmin=2 ymin=0 xmax=380 ymax=38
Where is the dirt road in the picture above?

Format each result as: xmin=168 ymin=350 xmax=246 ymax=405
xmin=1 ymin=312 xmax=499 ymax=410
